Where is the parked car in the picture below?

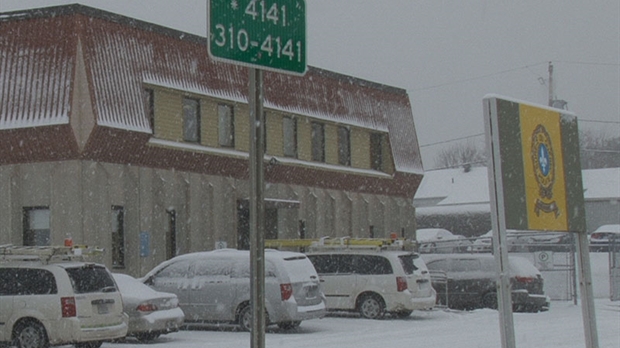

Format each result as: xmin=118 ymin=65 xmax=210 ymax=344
xmin=423 ymin=254 xmax=549 ymax=312
xmin=0 ymin=249 xmax=128 ymax=348
xmin=416 ymin=228 xmax=472 ymax=253
xmin=142 ymin=249 xmax=325 ymax=331
xmin=112 ymin=273 xmax=185 ymax=342
xmin=470 ymin=230 xmax=572 ymax=252
xmin=306 ymin=249 xmax=436 ymax=319
xmin=589 ymin=224 xmax=620 ymax=252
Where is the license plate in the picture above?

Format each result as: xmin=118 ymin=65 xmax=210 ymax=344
xmin=97 ymin=303 xmax=109 ymax=314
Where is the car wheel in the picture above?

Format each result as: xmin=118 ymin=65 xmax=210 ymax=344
xmin=74 ymin=341 xmax=103 ymax=348
xmin=481 ymin=292 xmax=498 ymax=310
xmin=238 ymin=305 xmax=252 ymax=331
xmin=277 ymin=321 xmax=301 ymax=330
xmin=13 ymin=321 xmax=48 ymax=348
xmin=135 ymin=332 xmax=161 ymax=342
xmin=358 ymin=294 xmax=385 ymax=319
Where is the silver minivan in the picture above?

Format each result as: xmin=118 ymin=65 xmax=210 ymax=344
xmin=142 ymin=249 xmax=326 ymax=330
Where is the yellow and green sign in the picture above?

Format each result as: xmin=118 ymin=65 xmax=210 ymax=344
xmin=486 ymin=96 xmax=586 ymax=233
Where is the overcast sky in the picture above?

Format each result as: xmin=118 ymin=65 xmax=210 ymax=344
xmin=2 ymin=0 xmax=619 ymax=169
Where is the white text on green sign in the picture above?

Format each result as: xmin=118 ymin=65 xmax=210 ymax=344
xmin=209 ymin=0 xmax=306 ymax=74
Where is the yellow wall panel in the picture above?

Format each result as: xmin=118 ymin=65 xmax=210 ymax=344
xmin=324 ymin=124 xmax=338 ymax=165
xmin=266 ymin=112 xmax=284 ymax=156
xmin=351 ymin=127 xmax=370 ymax=169
xmin=201 ymin=99 xmax=218 ymax=147
xmin=155 ymin=90 xmax=182 ymax=141
xmin=235 ymin=104 xmax=249 ymax=152
xmin=297 ymin=118 xmax=312 ymax=161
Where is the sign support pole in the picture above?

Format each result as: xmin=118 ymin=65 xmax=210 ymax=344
xmin=576 ymin=232 xmax=599 ymax=348
xmin=249 ymin=68 xmax=266 ymax=348
xmin=484 ymin=98 xmax=516 ymax=348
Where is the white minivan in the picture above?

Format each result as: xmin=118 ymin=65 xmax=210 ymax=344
xmin=142 ymin=249 xmax=326 ymax=330
xmin=0 ymin=260 xmax=128 ymax=348
xmin=306 ymin=249 xmax=436 ymax=319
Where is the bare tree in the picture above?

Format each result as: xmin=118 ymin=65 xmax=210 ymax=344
xmin=434 ymin=141 xmax=487 ymax=170
xmin=580 ymin=129 xmax=620 ymax=169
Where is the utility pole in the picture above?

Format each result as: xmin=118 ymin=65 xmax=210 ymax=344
xmin=548 ymin=61 xmax=554 ymax=107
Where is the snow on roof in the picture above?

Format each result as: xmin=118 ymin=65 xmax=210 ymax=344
xmin=0 ymin=4 xmax=423 ymax=175
xmin=414 ymin=167 xmax=620 ymax=209
xmin=581 ymin=168 xmax=620 ymax=200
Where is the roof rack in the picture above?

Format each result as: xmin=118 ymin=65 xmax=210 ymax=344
xmin=0 ymin=244 xmax=104 ymax=264
xmin=265 ymin=236 xmax=417 ymax=252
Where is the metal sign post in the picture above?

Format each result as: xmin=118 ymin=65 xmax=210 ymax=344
xmin=248 ymin=68 xmax=266 ymax=348
xmin=208 ymin=2 xmax=306 ymax=347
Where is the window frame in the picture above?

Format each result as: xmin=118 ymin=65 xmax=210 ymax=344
xmin=144 ymin=88 xmax=155 ymax=134
xmin=166 ymin=209 xmax=177 ymax=260
xmin=311 ymin=122 xmax=325 ymax=162
xmin=370 ymin=132 xmax=384 ymax=171
xmin=282 ymin=116 xmax=298 ymax=158
xmin=218 ymin=103 xmax=235 ymax=147
xmin=183 ymin=97 xmax=201 ymax=143
xmin=338 ymin=125 xmax=351 ymax=166
xmin=22 ymin=206 xmax=50 ymax=247
xmin=111 ymin=205 xmax=125 ymax=269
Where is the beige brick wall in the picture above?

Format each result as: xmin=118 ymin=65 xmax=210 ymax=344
xmin=324 ymin=124 xmax=338 ymax=165
xmin=154 ymin=90 xmax=182 ymax=141
xmin=235 ymin=103 xmax=249 ymax=152
xmin=201 ymin=99 xmax=218 ymax=147
xmin=351 ymin=127 xmax=370 ymax=169
xmin=266 ymin=111 xmax=284 ymax=156
xmin=297 ymin=118 xmax=312 ymax=161
xmin=150 ymin=87 xmax=396 ymax=175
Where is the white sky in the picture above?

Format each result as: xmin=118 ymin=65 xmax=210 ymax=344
xmin=2 ymin=0 xmax=619 ymax=169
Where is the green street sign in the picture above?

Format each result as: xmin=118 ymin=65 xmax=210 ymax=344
xmin=208 ymin=0 xmax=306 ymax=75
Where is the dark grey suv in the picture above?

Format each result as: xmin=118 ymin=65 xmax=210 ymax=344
xmin=423 ymin=254 xmax=549 ymax=312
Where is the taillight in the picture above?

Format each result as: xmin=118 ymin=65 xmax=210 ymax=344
xmin=136 ymin=303 xmax=158 ymax=312
xmin=515 ymin=276 xmax=534 ymax=284
xmin=61 ymin=297 xmax=76 ymax=317
xmin=396 ymin=276 xmax=408 ymax=292
xmin=280 ymin=283 xmax=293 ymax=301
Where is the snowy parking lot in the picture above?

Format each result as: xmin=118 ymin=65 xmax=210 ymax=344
xmin=104 ymin=299 xmax=619 ymax=348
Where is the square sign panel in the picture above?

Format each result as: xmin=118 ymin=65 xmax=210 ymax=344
xmin=209 ymin=0 xmax=306 ymax=75
xmin=484 ymin=95 xmax=586 ymax=233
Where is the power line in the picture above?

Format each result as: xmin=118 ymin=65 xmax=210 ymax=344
xmin=555 ymin=60 xmax=620 ymax=67
xmin=420 ymin=133 xmax=484 ymax=148
xmin=411 ymin=62 xmax=549 ymax=91
xmin=411 ymin=60 xmax=619 ymax=92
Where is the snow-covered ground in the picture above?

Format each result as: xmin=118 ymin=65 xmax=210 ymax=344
xmin=105 ymin=299 xmax=619 ymax=348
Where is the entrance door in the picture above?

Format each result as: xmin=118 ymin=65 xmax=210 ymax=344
xmin=236 ymin=200 xmax=278 ymax=250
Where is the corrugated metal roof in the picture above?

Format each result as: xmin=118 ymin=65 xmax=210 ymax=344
xmin=0 ymin=14 xmax=74 ymax=129
xmin=0 ymin=4 xmax=423 ymax=175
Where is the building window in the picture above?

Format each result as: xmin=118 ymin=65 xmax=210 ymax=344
xmin=166 ymin=209 xmax=177 ymax=260
xmin=23 ymin=207 xmax=50 ymax=246
xmin=144 ymin=88 xmax=154 ymax=133
xmin=370 ymin=132 xmax=384 ymax=171
xmin=282 ymin=116 xmax=297 ymax=158
xmin=338 ymin=126 xmax=351 ymax=166
xmin=183 ymin=97 xmax=200 ymax=143
xmin=111 ymin=206 xmax=125 ymax=268
xmin=311 ymin=122 xmax=325 ymax=162
xmin=219 ymin=104 xmax=234 ymax=147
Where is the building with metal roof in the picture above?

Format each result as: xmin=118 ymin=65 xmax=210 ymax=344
xmin=0 ymin=4 xmax=423 ymax=275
